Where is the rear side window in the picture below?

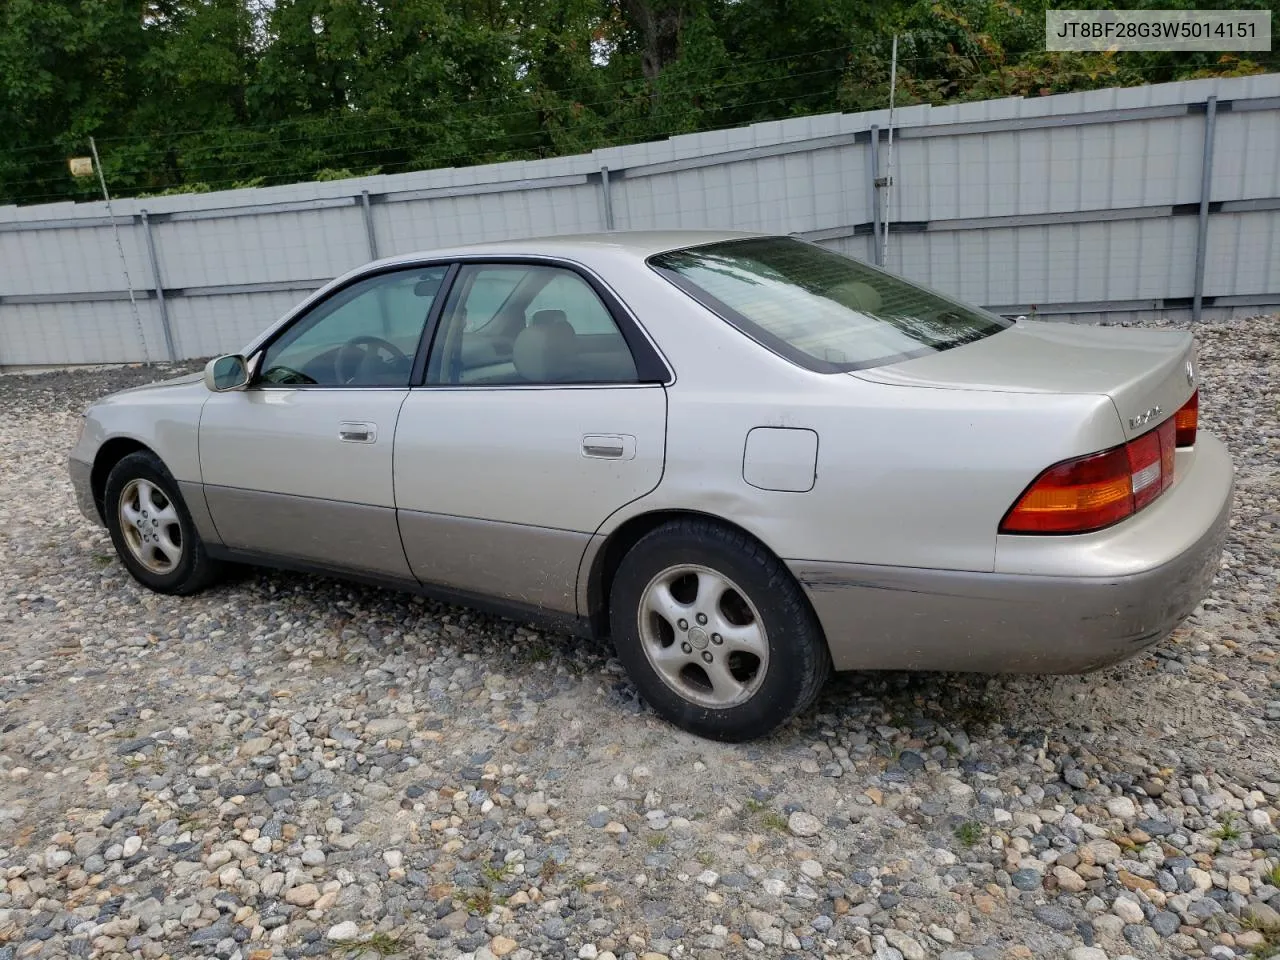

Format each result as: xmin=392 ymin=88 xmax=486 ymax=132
xmin=526 ymin=273 xmax=619 ymax=335
xmin=649 ymin=236 xmax=1010 ymax=372
xmin=461 ymin=268 xmax=525 ymax=332
xmin=425 ymin=263 xmax=639 ymax=385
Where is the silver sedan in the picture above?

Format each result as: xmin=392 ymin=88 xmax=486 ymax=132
xmin=68 ymin=231 xmax=1234 ymax=741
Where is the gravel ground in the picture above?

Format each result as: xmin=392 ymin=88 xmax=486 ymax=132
xmin=1 ymin=315 xmax=1277 ymax=960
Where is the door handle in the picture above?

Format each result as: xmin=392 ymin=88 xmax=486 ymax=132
xmin=582 ymin=434 xmax=636 ymax=460
xmin=339 ymin=421 xmax=377 ymax=443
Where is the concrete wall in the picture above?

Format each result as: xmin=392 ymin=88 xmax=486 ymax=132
xmin=2 ymin=73 xmax=1278 ymax=365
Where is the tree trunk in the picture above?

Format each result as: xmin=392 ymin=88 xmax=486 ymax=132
xmin=619 ymin=0 xmax=683 ymax=88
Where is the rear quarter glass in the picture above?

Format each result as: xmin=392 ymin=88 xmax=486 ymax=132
xmin=648 ymin=236 xmax=1011 ymax=373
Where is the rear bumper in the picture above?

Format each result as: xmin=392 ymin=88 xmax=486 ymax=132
xmin=68 ymin=456 xmax=101 ymax=526
xmin=789 ymin=433 xmax=1234 ymax=674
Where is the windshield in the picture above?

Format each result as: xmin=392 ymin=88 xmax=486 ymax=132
xmin=649 ymin=236 xmax=1011 ymax=372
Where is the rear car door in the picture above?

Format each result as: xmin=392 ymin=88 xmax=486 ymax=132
xmin=393 ymin=259 xmax=669 ymax=614
xmin=199 ymin=265 xmax=448 ymax=578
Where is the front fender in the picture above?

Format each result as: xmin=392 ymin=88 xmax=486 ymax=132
xmin=74 ymin=380 xmax=208 ymax=486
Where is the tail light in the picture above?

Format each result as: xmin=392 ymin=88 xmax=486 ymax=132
xmin=1175 ymin=389 xmax=1198 ymax=447
xmin=1001 ymin=417 xmax=1177 ymax=534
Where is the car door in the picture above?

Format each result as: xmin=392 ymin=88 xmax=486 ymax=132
xmin=394 ymin=259 xmax=670 ymax=614
xmin=200 ymin=264 xmax=449 ymax=579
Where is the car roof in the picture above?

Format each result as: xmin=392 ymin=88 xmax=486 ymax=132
xmin=369 ymin=229 xmax=772 ymax=269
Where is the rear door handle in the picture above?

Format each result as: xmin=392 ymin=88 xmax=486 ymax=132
xmin=339 ymin=421 xmax=377 ymax=443
xmin=582 ymin=434 xmax=636 ymax=460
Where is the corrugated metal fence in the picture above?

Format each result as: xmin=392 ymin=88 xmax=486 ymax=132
xmin=2 ymin=73 xmax=1278 ymax=366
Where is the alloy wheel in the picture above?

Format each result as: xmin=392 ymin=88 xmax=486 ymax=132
xmin=637 ymin=563 xmax=769 ymax=708
xmin=117 ymin=478 xmax=183 ymax=575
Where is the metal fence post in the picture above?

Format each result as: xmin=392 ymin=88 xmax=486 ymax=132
xmin=1192 ymin=96 xmax=1218 ymax=323
xmin=361 ymin=191 xmax=379 ymax=260
xmin=140 ymin=210 xmax=177 ymax=361
xmin=868 ymin=126 xmax=882 ymax=265
xmin=599 ymin=166 xmax=615 ymax=230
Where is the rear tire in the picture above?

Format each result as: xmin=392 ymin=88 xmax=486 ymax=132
xmin=608 ymin=517 xmax=831 ymax=741
xmin=103 ymin=451 xmax=223 ymax=595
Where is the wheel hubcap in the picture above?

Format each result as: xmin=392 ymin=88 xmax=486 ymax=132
xmin=637 ymin=564 xmax=769 ymax=709
xmin=118 ymin=479 xmax=183 ymax=575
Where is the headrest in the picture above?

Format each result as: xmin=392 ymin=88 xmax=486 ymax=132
xmin=826 ymin=280 xmax=883 ymax=314
xmin=531 ymin=309 xmax=570 ymax=330
xmin=513 ymin=321 xmax=576 ymax=382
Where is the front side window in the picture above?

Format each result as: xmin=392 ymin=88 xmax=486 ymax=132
xmin=649 ymin=236 xmax=1010 ymax=372
xmin=426 ymin=263 xmax=639 ymax=385
xmin=258 ymin=266 xmax=447 ymax=386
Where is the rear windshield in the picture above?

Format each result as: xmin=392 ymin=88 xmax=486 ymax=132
xmin=648 ymin=236 xmax=1010 ymax=372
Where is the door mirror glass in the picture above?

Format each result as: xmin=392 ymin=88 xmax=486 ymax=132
xmin=204 ymin=354 xmax=250 ymax=392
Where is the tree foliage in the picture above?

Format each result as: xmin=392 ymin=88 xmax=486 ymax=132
xmin=1 ymin=0 xmax=1274 ymax=205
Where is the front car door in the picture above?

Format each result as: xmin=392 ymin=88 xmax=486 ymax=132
xmin=394 ymin=259 xmax=670 ymax=614
xmin=200 ymin=265 xmax=449 ymax=579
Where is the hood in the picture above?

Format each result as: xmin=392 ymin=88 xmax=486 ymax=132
xmin=113 ymin=371 xmax=204 ymax=395
xmin=852 ymin=320 xmax=1198 ymax=442
xmin=88 ymin=370 xmax=206 ymax=412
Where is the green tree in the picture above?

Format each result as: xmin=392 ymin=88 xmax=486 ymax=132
xmin=0 ymin=0 xmax=1274 ymax=206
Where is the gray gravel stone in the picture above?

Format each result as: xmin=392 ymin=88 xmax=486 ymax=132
xmin=1033 ymin=906 xmax=1077 ymax=931
xmin=1010 ymin=868 xmax=1042 ymax=891
xmin=541 ymin=918 xmax=569 ymax=940
xmin=1151 ymin=910 xmax=1181 ymax=936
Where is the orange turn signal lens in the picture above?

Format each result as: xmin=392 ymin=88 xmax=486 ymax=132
xmin=1000 ymin=414 xmax=1180 ymax=535
xmin=1175 ymin=389 xmax=1198 ymax=448
xmin=1000 ymin=446 xmax=1135 ymax=534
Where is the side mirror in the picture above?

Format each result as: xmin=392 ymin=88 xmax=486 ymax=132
xmin=204 ymin=354 xmax=250 ymax=392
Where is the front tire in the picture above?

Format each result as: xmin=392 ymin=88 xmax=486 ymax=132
xmin=608 ymin=518 xmax=831 ymax=742
xmin=103 ymin=451 xmax=223 ymax=595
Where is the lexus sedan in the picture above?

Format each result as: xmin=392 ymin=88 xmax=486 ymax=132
xmin=68 ymin=231 xmax=1234 ymax=741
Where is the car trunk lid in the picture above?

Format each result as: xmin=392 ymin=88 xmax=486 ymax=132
xmin=851 ymin=319 xmax=1197 ymax=442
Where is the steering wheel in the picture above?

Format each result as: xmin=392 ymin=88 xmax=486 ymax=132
xmin=334 ymin=335 xmax=410 ymax=384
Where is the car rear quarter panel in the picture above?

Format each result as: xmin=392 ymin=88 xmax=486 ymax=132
xmin=641 ymin=378 xmax=1123 ymax=571
xmin=583 ymin=261 xmax=1128 ymax=573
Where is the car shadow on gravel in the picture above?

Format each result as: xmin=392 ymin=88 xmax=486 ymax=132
xmin=223 ymin=562 xmax=1191 ymax=753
